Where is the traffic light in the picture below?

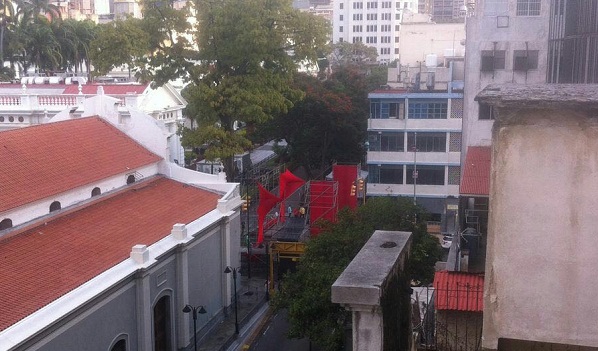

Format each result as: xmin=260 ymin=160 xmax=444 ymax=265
xmin=242 ymin=196 xmax=251 ymax=211
xmin=358 ymin=178 xmax=364 ymax=191
xmin=350 ymin=184 xmax=356 ymax=196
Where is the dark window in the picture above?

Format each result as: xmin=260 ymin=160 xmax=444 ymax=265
xmin=408 ymin=100 xmax=448 ymax=119
xmin=481 ymin=50 xmax=506 ymax=71
xmin=381 ymin=132 xmax=404 ymax=151
xmin=407 ymin=132 xmax=446 ymax=152
xmin=18 ymin=116 xmax=24 ymax=122
xmin=49 ymin=201 xmax=61 ymax=212
xmin=406 ymin=165 xmax=445 ymax=185
xmin=8 ymin=116 xmax=13 ymax=122
xmin=370 ymin=101 xmax=381 ymax=118
xmin=513 ymin=50 xmax=539 ymax=70
xmin=379 ymin=101 xmax=404 ymax=118
xmin=111 ymin=339 xmax=127 ymax=351
xmin=126 ymin=175 xmax=136 ymax=184
xmin=368 ymin=164 xmax=403 ymax=184
xmin=0 ymin=218 xmax=12 ymax=230
xmin=479 ymin=103 xmax=497 ymax=120
xmin=91 ymin=187 xmax=101 ymax=197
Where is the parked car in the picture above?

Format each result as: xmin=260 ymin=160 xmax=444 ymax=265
xmin=441 ymin=235 xmax=453 ymax=249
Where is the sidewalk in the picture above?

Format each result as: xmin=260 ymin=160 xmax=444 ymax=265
xmin=185 ymin=275 xmax=270 ymax=351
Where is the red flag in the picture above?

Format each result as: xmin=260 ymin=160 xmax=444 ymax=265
xmin=278 ymin=170 xmax=306 ymax=222
xmin=257 ymin=183 xmax=281 ymax=244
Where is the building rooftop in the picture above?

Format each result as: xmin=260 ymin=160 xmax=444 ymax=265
xmin=476 ymin=84 xmax=598 ymax=110
xmin=0 ymin=117 xmax=161 ymax=212
xmin=433 ymin=270 xmax=484 ymax=312
xmin=460 ymin=146 xmax=491 ymax=196
xmin=0 ymin=176 xmax=220 ymax=331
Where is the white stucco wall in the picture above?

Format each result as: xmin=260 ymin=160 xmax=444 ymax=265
xmin=462 ymin=0 xmax=551 ymax=151
xmin=483 ymin=108 xmax=598 ymax=349
xmin=398 ymin=21 xmax=465 ymax=66
xmin=2 ymin=163 xmax=159 ymax=228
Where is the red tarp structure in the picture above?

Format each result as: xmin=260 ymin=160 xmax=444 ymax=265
xmin=309 ymin=181 xmax=337 ymax=236
xmin=333 ymin=164 xmax=358 ymax=210
xmin=257 ymin=183 xmax=281 ymax=244
xmin=278 ymin=170 xmax=305 ymax=222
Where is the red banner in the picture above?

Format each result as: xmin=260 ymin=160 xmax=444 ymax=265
xmin=333 ymin=164 xmax=359 ymax=210
xmin=257 ymin=183 xmax=281 ymax=244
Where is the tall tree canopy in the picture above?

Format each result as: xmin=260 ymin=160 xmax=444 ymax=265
xmin=256 ymin=73 xmax=366 ymax=178
xmin=274 ymin=197 xmax=442 ymax=351
xmin=151 ymin=0 xmax=328 ymax=180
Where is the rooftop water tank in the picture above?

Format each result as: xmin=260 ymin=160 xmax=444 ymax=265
xmin=425 ymin=54 xmax=438 ymax=68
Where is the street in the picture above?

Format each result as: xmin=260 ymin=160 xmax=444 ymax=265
xmin=249 ymin=310 xmax=319 ymax=351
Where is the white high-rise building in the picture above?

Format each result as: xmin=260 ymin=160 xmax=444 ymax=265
xmin=332 ymin=0 xmax=419 ymax=63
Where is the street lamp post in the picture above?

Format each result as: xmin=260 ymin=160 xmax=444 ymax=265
xmin=224 ymin=266 xmax=240 ymax=334
xmin=182 ymin=304 xmax=207 ymax=351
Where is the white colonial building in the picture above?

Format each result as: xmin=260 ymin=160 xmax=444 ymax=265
xmin=0 ymin=96 xmax=243 ymax=351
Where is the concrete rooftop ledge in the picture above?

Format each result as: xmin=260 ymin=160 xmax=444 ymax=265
xmin=476 ymin=84 xmax=598 ymax=110
xmin=331 ymin=230 xmax=411 ymax=307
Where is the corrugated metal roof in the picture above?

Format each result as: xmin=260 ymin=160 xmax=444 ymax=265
xmin=433 ymin=270 xmax=484 ymax=312
xmin=460 ymin=146 xmax=491 ymax=196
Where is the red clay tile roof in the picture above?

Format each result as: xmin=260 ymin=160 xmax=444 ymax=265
xmin=62 ymin=84 xmax=149 ymax=95
xmin=434 ymin=271 xmax=484 ymax=312
xmin=0 ymin=176 xmax=220 ymax=331
xmin=0 ymin=117 xmax=162 ymax=212
xmin=460 ymin=146 xmax=491 ymax=196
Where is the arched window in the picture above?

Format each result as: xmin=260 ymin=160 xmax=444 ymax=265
xmin=0 ymin=218 xmax=12 ymax=230
xmin=49 ymin=201 xmax=61 ymax=212
xmin=110 ymin=339 xmax=127 ymax=351
xmin=126 ymin=175 xmax=136 ymax=184
xmin=91 ymin=187 xmax=101 ymax=197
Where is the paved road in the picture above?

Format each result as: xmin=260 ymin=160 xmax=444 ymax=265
xmin=249 ymin=310 xmax=318 ymax=351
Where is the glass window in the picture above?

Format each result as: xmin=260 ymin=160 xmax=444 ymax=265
xmin=406 ymin=165 xmax=445 ymax=185
xmin=513 ymin=50 xmax=539 ymax=70
xmin=516 ymin=0 xmax=541 ymax=16
xmin=481 ymin=50 xmax=506 ymax=71
xmin=368 ymin=164 xmax=403 ymax=184
xmin=408 ymin=100 xmax=448 ymax=119
xmin=381 ymin=132 xmax=404 ymax=151
xmin=407 ymin=132 xmax=446 ymax=152
xmin=479 ymin=103 xmax=496 ymax=120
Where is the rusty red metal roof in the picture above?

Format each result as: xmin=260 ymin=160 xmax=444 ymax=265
xmin=0 ymin=176 xmax=220 ymax=331
xmin=460 ymin=146 xmax=491 ymax=196
xmin=0 ymin=117 xmax=162 ymax=212
xmin=433 ymin=271 xmax=484 ymax=312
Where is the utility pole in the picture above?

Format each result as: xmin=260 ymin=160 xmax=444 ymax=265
xmin=413 ymin=132 xmax=418 ymax=205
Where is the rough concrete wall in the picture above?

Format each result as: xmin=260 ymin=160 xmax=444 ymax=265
xmin=483 ymin=108 xmax=598 ymax=349
xmin=436 ymin=311 xmax=482 ymax=351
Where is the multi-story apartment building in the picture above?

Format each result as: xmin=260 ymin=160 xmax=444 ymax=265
xmin=366 ymin=59 xmax=464 ymax=232
xmin=332 ymin=0 xmax=419 ymax=63
xmin=459 ymin=0 xmax=551 ymax=242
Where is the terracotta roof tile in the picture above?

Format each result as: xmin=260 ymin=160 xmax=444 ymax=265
xmin=433 ymin=270 xmax=484 ymax=312
xmin=0 ymin=117 xmax=162 ymax=212
xmin=0 ymin=176 xmax=220 ymax=331
xmin=460 ymin=146 xmax=491 ymax=196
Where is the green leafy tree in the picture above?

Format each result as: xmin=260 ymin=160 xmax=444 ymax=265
xmin=55 ymin=19 xmax=96 ymax=77
xmin=146 ymin=0 xmax=328 ymax=181
xmin=89 ymin=17 xmax=149 ymax=78
xmin=257 ymin=73 xmax=365 ymax=178
xmin=274 ymin=197 xmax=442 ymax=350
